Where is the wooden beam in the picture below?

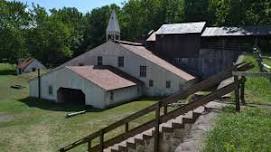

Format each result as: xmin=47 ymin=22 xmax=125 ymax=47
xmin=240 ymin=76 xmax=246 ymax=105
xmin=38 ymin=69 xmax=41 ymax=99
xmin=234 ymin=76 xmax=240 ymax=112
xmin=100 ymin=130 xmax=104 ymax=152
xmin=90 ymin=83 xmax=236 ymax=151
xmin=154 ymin=103 xmax=161 ymax=152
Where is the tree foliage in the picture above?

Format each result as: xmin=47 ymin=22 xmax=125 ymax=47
xmin=0 ymin=0 xmax=270 ymax=65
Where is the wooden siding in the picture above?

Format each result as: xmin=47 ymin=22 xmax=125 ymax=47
xmin=155 ymin=34 xmax=201 ymax=58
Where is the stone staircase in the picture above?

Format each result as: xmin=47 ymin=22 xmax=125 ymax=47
xmin=105 ymin=106 xmax=206 ymax=152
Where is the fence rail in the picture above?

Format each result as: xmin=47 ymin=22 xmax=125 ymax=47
xmin=59 ymin=62 xmax=253 ymax=152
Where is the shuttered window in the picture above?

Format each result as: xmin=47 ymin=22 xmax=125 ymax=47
xmin=118 ymin=56 xmax=124 ymax=67
xmin=48 ymin=85 xmax=53 ymax=95
xmin=166 ymin=81 xmax=171 ymax=88
xmin=97 ymin=56 xmax=103 ymax=65
xmin=140 ymin=66 xmax=147 ymax=77
xmin=149 ymin=80 xmax=154 ymax=87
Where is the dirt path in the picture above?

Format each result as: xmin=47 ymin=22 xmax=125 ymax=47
xmin=175 ymin=101 xmax=226 ymax=152
xmin=0 ymin=112 xmax=13 ymax=123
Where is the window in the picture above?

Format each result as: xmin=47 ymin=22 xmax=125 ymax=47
xmin=149 ymin=80 xmax=154 ymax=87
xmin=32 ymin=68 xmax=36 ymax=72
xmin=97 ymin=56 xmax=103 ymax=65
xmin=110 ymin=91 xmax=114 ymax=100
xmin=166 ymin=81 xmax=171 ymax=88
xmin=48 ymin=85 xmax=53 ymax=95
xmin=118 ymin=56 xmax=124 ymax=67
xmin=140 ymin=66 xmax=147 ymax=77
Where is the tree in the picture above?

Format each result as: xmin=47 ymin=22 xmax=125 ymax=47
xmin=0 ymin=0 xmax=30 ymax=63
xmin=27 ymin=5 xmax=72 ymax=66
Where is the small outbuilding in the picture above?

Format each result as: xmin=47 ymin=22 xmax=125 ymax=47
xmin=17 ymin=58 xmax=46 ymax=75
xmin=29 ymin=65 xmax=143 ymax=109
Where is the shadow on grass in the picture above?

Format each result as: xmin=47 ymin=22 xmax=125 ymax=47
xmin=19 ymin=97 xmax=103 ymax=112
xmin=19 ymin=96 xmax=159 ymax=113
xmin=0 ymin=69 xmax=16 ymax=75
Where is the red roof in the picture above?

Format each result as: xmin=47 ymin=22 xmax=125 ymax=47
xmin=17 ymin=58 xmax=34 ymax=70
xmin=118 ymin=43 xmax=196 ymax=81
xmin=67 ymin=65 xmax=142 ymax=91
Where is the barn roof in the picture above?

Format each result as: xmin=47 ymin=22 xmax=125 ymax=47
xmin=156 ymin=22 xmax=206 ymax=35
xmin=118 ymin=42 xmax=196 ymax=81
xmin=202 ymin=26 xmax=271 ymax=37
xmin=17 ymin=58 xmax=34 ymax=70
xmin=146 ymin=31 xmax=156 ymax=41
xmin=67 ymin=65 xmax=142 ymax=91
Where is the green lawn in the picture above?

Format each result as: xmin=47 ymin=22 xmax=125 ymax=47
xmin=203 ymin=55 xmax=271 ymax=152
xmin=0 ymin=64 xmax=156 ymax=152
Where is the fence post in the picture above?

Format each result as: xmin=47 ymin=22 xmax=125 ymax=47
xmin=240 ymin=76 xmax=246 ymax=105
xmin=234 ymin=75 xmax=240 ymax=112
xmin=88 ymin=140 xmax=92 ymax=152
xmin=38 ymin=69 xmax=41 ymax=99
xmin=154 ymin=102 xmax=161 ymax=152
xmin=125 ymin=122 xmax=129 ymax=133
xmin=100 ymin=129 xmax=104 ymax=152
xmin=163 ymin=104 xmax=168 ymax=115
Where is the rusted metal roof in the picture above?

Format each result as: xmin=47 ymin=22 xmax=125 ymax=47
xmin=67 ymin=65 xmax=142 ymax=91
xmin=156 ymin=22 xmax=206 ymax=35
xmin=17 ymin=58 xmax=34 ymax=70
xmin=118 ymin=42 xmax=196 ymax=81
xmin=202 ymin=26 xmax=271 ymax=37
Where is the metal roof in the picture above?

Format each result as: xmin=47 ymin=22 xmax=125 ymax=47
xmin=156 ymin=22 xmax=206 ymax=35
xmin=119 ymin=42 xmax=196 ymax=81
xmin=202 ymin=26 xmax=271 ymax=37
xmin=67 ymin=65 xmax=142 ymax=91
xmin=146 ymin=31 xmax=156 ymax=41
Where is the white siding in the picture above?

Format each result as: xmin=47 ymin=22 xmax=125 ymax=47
xmin=60 ymin=41 xmax=195 ymax=96
xmin=23 ymin=59 xmax=46 ymax=73
xmin=29 ymin=67 xmax=142 ymax=109
xmin=104 ymin=86 xmax=142 ymax=107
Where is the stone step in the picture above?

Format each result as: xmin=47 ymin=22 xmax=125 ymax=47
xmin=104 ymin=106 xmax=206 ymax=152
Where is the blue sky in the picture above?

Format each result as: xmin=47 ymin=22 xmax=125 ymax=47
xmin=13 ymin=0 xmax=125 ymax=13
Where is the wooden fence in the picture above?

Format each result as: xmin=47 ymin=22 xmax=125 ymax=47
xmin=233 ymin=71 xmax=271 ymax=111
xmin=59 ymin=62 xmax=253 ymax=152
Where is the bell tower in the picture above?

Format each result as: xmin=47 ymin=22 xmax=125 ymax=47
xmin=106 ymin=10 xmax=120 ymax=41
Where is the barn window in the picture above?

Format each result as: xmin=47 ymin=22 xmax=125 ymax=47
xmin=32 ymin=68 xmax=36 ymax=72
xmin=166 ymin=81 xmax=171 ymax=89
xmin=140 ymin=66 xmax=147 ymax=77
xmin=149 ymin=80 xmax=154 ymax=87
xmin=110 ymin=91 xmax=114 ymax=100
xmin=97 ymin=56 xmax=103 ymax=65
xmin=48 ymin=85 xmax=53 ymax=95
xmin=118 ymin=56 xmax=124 ymax=67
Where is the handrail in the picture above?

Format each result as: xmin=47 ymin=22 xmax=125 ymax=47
xmin=59 ymin=62 xmax=253 ymax=152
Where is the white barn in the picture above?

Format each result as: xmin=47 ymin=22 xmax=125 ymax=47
xmin=29 ymin=11 xmax=197 ymax=109
xmin=29 ymin=41 xmax=196 ymax=108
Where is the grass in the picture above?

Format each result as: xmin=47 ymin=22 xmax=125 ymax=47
xmin=203 ymin=55 xmax=271 ymax=152
xmin=204 ymin=106 xmax=271 ymax=152
xmin=243 ymin=55 xmax=271 ymax=104
xmin=0 ymin=63 xmax=156 ymax=152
